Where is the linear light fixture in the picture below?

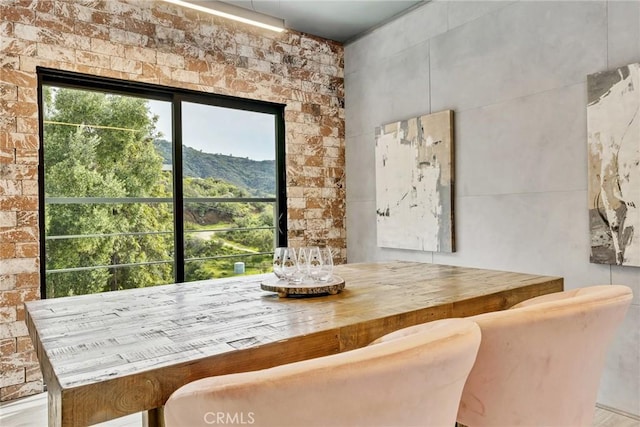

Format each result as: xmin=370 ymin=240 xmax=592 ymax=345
xmin=163 ymin=0 xmax=286 ymax=33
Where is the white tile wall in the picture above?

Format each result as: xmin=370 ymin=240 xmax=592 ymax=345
xmin=607 ymin=0 xmax=640 ymax=70
xmin=345 ymin=0 xmax=640 ymax=416
xmin=612 ymin=266 xmax=640 ymax=307
xmin=598 ymin=305 xmax=640 ymax=415
xmin=345 ymin=43 xmax=430 ymax=139
xmin=445 ymin=0 xmax=515 ymax=30
xmin=344 ymin=1 xmax=447 ymax=75
xmin=345 ymin=133 xmax=376 ymax=203
xmin=454 ymin=83 xmax=587 ymax=197
xmin=430 ymin=1 xmax=607 ymax=112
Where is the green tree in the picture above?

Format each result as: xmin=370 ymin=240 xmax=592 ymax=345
xmin=44 ymin=87 xmax=173 ymax=297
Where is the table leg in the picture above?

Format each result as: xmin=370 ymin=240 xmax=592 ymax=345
xmin=142 ymin=406 xmax=165 ymax=427
xmin=48 ymin=390 xmax=62 ymax=427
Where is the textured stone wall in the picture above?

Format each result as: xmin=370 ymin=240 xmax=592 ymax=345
xmin=0 ymin=0 xmax=344 ymax=401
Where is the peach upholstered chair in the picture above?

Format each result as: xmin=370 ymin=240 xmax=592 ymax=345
xmin=457 ymin=284 xmax=633 ymax=427
xmin=164 ymin=318 xmax=481 ymax=427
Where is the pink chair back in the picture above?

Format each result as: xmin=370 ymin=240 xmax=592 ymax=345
xmin=164 ymin=318 xmax=481 ymax=427
xmin=457 ymin=284 xmax=633 ymax=427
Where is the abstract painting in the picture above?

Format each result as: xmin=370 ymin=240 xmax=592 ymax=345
xmin=375 ymin=111 xmax=454 ymax=252
xmin=587 ymin=63 xmax=640 ymax=267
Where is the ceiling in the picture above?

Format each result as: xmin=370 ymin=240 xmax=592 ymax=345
xmin=218 ymin=0 xmax=425 ymax=43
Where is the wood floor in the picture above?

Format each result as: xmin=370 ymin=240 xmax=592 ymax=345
xmin=0 ymin=392 xmax=139 ymax=427
xmin=1 ymin=392 xmax=638 ymax=426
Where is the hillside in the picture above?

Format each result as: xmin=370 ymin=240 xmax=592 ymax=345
xmin=154 ymin=139 xmax=276 ymax=196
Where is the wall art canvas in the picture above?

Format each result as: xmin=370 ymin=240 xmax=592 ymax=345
xmin=375 ymin=110 xmax=455 ymax=252
xmin=587 ymin=63 xmax=640 ymax=267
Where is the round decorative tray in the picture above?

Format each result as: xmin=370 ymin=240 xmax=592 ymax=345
xmin=260 ymin=275 xmax=345 ymax=298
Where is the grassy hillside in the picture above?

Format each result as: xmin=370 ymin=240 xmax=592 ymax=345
xmin=154 ymin=139 xmax=276 ymax=196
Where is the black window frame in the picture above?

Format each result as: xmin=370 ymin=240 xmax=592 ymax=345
xmin=37 ymin=67 xmax=287 ymax=298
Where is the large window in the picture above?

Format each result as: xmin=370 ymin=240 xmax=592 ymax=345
xmin=38 ymin=69 xmax=286 ymax=298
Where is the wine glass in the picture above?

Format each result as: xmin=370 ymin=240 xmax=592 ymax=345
xmin=272 ymin=247 xmax=286 ymax=279
xmin=306 ymin=246 xmax=323 ymax=281
xmin=281 ymin=247 xmax=302 ymax=283
xmin=296 ymin=246 xmax=311 ymax=280
xmin=318 ymin=247 xmax=333 ymax=281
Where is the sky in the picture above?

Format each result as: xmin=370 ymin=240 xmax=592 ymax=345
xmin=148 ymin=100 xmax=276 ymax=161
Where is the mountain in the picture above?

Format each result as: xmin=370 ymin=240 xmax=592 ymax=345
xmin=154 ymin=139 xmax=276 ymax=196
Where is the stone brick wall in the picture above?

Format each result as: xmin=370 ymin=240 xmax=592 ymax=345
xmin=0 ymin=0 xmax=345 ymax=401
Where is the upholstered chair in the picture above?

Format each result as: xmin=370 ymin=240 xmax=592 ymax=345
xmin=164 ymin=317 xmax=481 ymax=427
xmin=457 ymin=284 xmax=633 ymax=427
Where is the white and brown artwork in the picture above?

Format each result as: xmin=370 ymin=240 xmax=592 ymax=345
xmin=587 ymin=63 xmax=640 ymax=267
xmin=375 ymin=111 xmax=455 ymax=252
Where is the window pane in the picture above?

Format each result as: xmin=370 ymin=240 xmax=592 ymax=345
xmin=43 ymin=86 xmax=175 ymax=297
xmin=181 ymin=102 xmax=277 ymax=282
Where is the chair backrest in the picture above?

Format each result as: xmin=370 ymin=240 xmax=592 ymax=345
xmin=457 ymin=284 xmax=633 ymax=427
xmin=164 ymin=317 xmax=481 ymax=427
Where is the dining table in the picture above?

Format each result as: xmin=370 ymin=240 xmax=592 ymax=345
xmin=24 ymin=261 xmax=563 ymax=426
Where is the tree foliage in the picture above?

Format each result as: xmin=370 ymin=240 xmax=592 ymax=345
xmin=44 ymin=87 xmax=173 ymax=296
